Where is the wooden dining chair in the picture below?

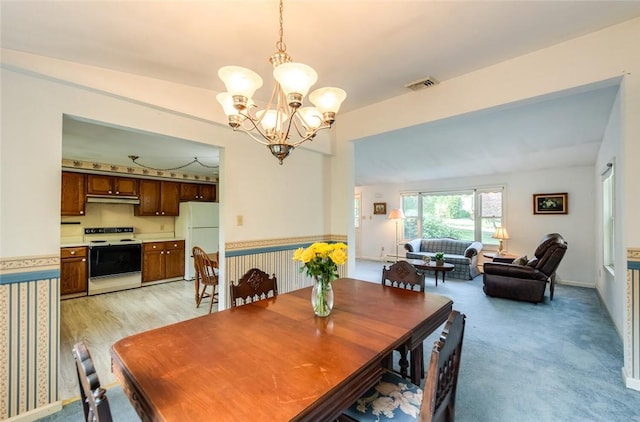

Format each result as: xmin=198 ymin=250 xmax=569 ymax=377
xmin=382 ymin=260 xmax=426 ymax=292
xmin=341 ymin=310 xmax=466 ymax=422
xmin=229 ymin=268 xmax=278 ymax=307
xmin=72 ymin=341 xmax=113 ymax=422
xmin=382 ymin=260 xmax=427 ymax=382
xmin=193 ymin=246 xmax=219 ymax=313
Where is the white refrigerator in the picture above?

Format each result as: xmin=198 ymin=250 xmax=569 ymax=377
xmin=175 ymin=202 xmax=220 ymax=280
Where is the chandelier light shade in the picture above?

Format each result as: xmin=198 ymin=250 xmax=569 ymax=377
xmin=492 ymin=226 xmax=510 ymax=254
xmin=216 ymin=0 xmax=346 ymax=164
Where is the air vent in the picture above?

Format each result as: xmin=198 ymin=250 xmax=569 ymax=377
xmin=405 ymin=76 xmax=439 ymax=91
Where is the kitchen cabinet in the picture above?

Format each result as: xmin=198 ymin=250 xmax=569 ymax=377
xmin=135 ymin=180 xmax=180 ymax=216
xmin=60 ymin=246 xmax=88 ymax=296
xmin=87 ymin=174 xmax=138 ymax=197
xmin=142 ymin=240 xmax=185 ymax=283
xmin=61 ymin=171 xmax=86 ymax=216
xmin=179 ymin=183 xmax=217 ymax=202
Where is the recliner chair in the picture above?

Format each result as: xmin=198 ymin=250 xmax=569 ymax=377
xmin=483 ymin=233 xmax=567 ymax=303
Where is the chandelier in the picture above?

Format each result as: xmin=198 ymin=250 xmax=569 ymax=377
xmin=216 ymin=0 xmax=346 ymax=164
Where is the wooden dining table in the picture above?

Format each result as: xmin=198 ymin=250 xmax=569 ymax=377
xmin=110 ymin=278 xmax=453 ymax=421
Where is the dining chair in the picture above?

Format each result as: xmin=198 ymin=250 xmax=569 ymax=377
xmin=382 ymin=260 xmax=426 ymax=292
xmin=229 ymin=268 xmax=278 ymax=307
xmin=382 ymin=260 xmax=427 ymax=383
xmin=341 ymin=310 xmax=466 ymax=422
xmin=192 ymin=246 xmax=219 ymax=313
xmin=72 ymin=341 xmax=113 ymax=422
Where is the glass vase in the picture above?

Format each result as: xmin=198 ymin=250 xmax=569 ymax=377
xmin=311 ymin=277 xmax=334 ymax=317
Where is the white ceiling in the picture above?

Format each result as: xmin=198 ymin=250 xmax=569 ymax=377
xmin=2 ymin=1 xmax=639 ymax=183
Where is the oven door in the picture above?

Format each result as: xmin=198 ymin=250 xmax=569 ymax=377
xmin=89 ymin=244 xmax=142 ymax=278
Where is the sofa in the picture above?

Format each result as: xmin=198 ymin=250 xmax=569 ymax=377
xmin=404 ymin=238 xmax=483 ymax=280
xmin=483 ymin=233 xmax=567 ymax=303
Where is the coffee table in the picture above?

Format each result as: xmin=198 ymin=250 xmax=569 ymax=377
xmin=406 ymin=259 xmax=455 ymax=286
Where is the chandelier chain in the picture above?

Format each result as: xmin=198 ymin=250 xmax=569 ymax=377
xmin=276 ymin=0 xmax=286 ymax=52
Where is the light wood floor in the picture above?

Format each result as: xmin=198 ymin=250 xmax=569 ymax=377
xmin=59 ymin=280 xmax=216 ymax=401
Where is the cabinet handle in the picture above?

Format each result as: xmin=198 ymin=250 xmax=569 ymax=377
xmin=70 ymin=251 xmax=76 ymax=255
xmin=161 ymin=212 xmax=165 ymax=215
xmin=80 ymin=211 xmax=84 ymax=214
xmin=108 ymin=190 xmax=113 ymax=194
xmin=161 ymin=251 xmax=164 ymax=254
xmin=116 ymin=191 xmax=120 ymax=194
xmin=152 ymin=245 xmax=157 ymax=249
xmin=167 ymin=251 xmax=171 ymax=254
xmin=82 ymin=258 xmax=86 ymax=262
xmin=155 ymin=212 xmax=159 ymax=215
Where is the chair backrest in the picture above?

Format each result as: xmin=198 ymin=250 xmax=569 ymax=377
xmin=531 ymin=233 xmax=568 ymax=277
xmin=193 ymin=246 xmax=218 ymax=286
xmin=72 ymin=341 xmax=113 ymax=422
xmin=382 ymin=260 xmax=425 ymax=292
xmin=230 ymin=268 xmax=278 ymax=307
xmin=420 ymin=310 xmax=466 ymax=422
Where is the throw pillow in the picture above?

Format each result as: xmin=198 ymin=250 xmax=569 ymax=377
xmin=514 ymin=255 xmax=528 ymax=266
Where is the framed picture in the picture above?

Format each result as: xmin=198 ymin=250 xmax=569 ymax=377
xmin=533 ymin=193 xmax=568 ymax=215
xmin=373 ymin=202 xmax=387 ymax=215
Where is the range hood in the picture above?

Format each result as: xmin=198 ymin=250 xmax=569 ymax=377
xmin=86 ymin=196 xmax=140 ymax=205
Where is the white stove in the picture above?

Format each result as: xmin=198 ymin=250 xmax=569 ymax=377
xmin=84 ymin=227 xmax=142 ymax=295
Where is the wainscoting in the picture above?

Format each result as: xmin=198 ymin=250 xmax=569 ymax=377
xmin=225 ymin=236 xmax=348 ymax=295
xmin=0 ymin=255 xmax=61 ymax=420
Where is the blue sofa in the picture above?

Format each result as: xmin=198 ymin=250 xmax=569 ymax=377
xmin=404 ymin=238 xmax=483 ymax=280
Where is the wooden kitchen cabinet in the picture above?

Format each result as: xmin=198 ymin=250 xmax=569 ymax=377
xmin=179 ymin=183 xmax=217 ymax=202
xmin=165 ymin=241 xmax=185 ymax=279
xmin=61 ymin=171 xmax=86 ymax=216
xmin=135 ymin=180 xmax=180 ymax=216
xmin=60 ymin=247 xmax=88 ymax=296
xmin=87 ymin=174 xmax=138 ymax=197
xmin=142 ymin=240 xmax=185 ymax=283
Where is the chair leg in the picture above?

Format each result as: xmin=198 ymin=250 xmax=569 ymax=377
xmin=197 ymin=285 xmax=209 ymax=308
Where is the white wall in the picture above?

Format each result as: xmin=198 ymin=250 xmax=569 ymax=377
xmin=356 ymin=165 xmax=595 ymax=287
xmin=595 ymin=89 xmax=625 ymax=333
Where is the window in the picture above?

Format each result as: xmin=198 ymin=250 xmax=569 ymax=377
xmin=401 ymin=187 xmax=504 ymax=245
xmin=603 ymin=163 xmax=615 ymax=269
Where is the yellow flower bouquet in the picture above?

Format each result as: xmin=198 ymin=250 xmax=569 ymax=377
xmin=293 ymin=242 xmax=347 ymax=316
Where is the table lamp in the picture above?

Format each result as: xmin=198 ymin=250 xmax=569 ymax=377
xmin=492 ymin=226 xmax=510 ymax=255
xmin=388 ymin=208 xmax=405 ymax=261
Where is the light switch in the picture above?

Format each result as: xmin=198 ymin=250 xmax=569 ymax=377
xmin=237 ymin=215 xmax=243 ymax=226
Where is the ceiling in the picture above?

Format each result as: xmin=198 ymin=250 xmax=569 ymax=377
xmin=2 ymin=1 xmax=640 ymax=183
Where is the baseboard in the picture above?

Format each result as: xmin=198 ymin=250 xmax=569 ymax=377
xmin=622 ymin=366 xmax=640 ymax=391
xmin=5 ymin=401 xmax=62 ymax=422
xmin=556 ymin=279 xmax=595 ymax=288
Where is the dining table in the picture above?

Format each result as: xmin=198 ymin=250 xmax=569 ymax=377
xmin=110 ymin=277 xmax=453 ymax=421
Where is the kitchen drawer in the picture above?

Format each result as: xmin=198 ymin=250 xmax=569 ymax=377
xmin=61 ymin=247 xmax=87 ymax=259
xmin=143 ymin=242 xmax=164 ymax=252
xmin=165 ymin=240 xmax=185 ymax=251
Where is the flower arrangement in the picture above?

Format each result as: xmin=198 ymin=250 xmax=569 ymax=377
xmin=293 ymin=242 xmax=347 ymax=316
xmin=293 ymin=242 xmax=348 ymax=283
xmin=434 ymin=252 xmax=445 ymax=261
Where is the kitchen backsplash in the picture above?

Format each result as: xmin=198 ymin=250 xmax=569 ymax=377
xmin=61 ymin=203 xmax=175 ymax=241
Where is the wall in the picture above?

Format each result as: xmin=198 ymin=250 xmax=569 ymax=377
xmin=356 ymin=165 xmax=595 ymax=286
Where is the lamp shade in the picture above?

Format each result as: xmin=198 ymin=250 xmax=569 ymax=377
xmin=309 ymin=87 xmax=347 ymax=114
xmin=273 ymin=62 xmax=318 ymax=97
xmin=218 ymin=66 xmax=263 ymax=99
xmin=388 ymin=208 xmax=405 ymax=220
xmin=492 ymin=227 xmax=510 ymax=240
xmin=297 ymin=107 xmax=323 ymax=131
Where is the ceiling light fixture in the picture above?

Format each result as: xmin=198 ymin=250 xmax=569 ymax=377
xmin=216 ymin=0 xmax=346 ymax=164
xmin=128 ymin=155 xmax=218 ymax=172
